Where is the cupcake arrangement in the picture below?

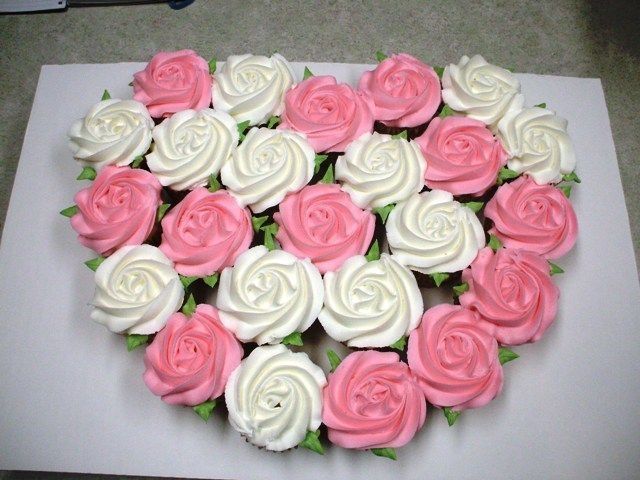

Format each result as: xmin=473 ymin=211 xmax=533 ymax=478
xmin=61 ymin=49 xmax=580 ymax=459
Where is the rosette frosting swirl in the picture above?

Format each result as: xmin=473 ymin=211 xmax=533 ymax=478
xmin=497 ymin=106 xmax=576 ymax=184
xmin=386 ymin=190 xmax=485 ymax=274
xmin=212 ymin=53 xmax=295 ymax=126
xmin=216 ymin=246 xmax=324 ymax=345
xmin=91 ymin=244 xmax=184 ymax=335
xmin=335 ymin=132 xmax=426 ymax=209
xmin=68 ymin=99 xmax=153 ymax=170
xmin=146 ymin=109 xmax=239 ymax=191
xmin=319 ymin=254 xmax=423 ymax=347
xmin=221 ymin=127 xmax=315 ymax=213
xmin=225 ymin=344 xmax=326 ymax=451
xmin=442 ymin=54 xmax=523 ymax=127
xmin=407 ymin=304 xmax=504 ymax=410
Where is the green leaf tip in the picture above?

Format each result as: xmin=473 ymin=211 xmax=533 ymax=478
xmin=237 ymin=120 xmax=251 ymax=142
xmin=371 ymin=447 xmax=397 ymax=460
xmin=85 ymin=256 xmax=105 ymax=272
xmin=498 ymin=347 xmax=519 ymax=365
xmin=193 ymin=399 xmax=217 ymax=422
xmin=313 ymin=154 xmax=329 ymax=174
xmin=375 ymin=50 xmax=388 ymax=62
xmin=208 ymin=58 xmax=217 ymax=74
xmin=326 ymin=349 xmax=342 ymax=372
xmin=488 ymin=234 xmax=502 ymax=252
xmin=548 ymin=261 xmax=564 ymax=276
xmin=208 ymin=174 xmax=221 ymax=193
xmin=126 ymin=334 xmax=149 ymax=352
xmin=181 ymin=293 xmax=196 ymax=316
xmin=203 ymin=273 xmax=219 ymax=288
xmin=320 ymin=164 xmax=334 ymax=184
xmin=261 ymin=223 xmax=279 ymax=251
xmin=559 ymin=184 xmax=572 ymax=198
xmin=390 ymin=336 xmax=406 ymax=352
xmin=464 ymin=201 xmax=484 ymax=213
xmin=299 ymin=429 xmax=324 ymax=455
xmin=267 ymin=115 xmax=280 ymax=129
xmin=101 ymin=89 xmax=111 ymax=101
xmin=180 ymin=275 xmax=198 ymax=289
xmin=156 ymin=203 xmax=171 ymax=222
xmin=439 ymin=105 xmax=456 ymax=118
xmin=282 ymin=331 xmax=303 ymax=347
xmin=534 ymin=102 xmax=547 ymax=109
xmin=77 ymin=166 xmax=96 ymax=181
xmin=365 ymin=239 xmax=380 ymax=262
xmin=303 ymin=66 xmax=313 ymax=80
xmin=131 ymin=155 xmax=144 ymax=168
xmin=497 ymin=167 xmax=519 ymax=185
xmin=252 ymin=215 xmax=269 ymax=233
xmin=60 ymin=205 xmax=78 ymax=218
xmin=443 ymin=407 xmax=461 ymax=426
xmin=392 ymin=130 xmax=408 ymax=140
xmin=434 ymin=66 xmax=445 ymax=79
xmin=373 ymin=204 xmax=395 ymax=224
xmin=453 ymin=282 xmax=469 ymax=297
xmin=430 ymin=272 xmax=450 ymax=287
xmin=562 ymin=171 xmax=581 ymax=184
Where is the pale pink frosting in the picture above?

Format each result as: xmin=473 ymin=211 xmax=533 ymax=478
xmin=358 ymin=53 xmax=441 ymax=127
xmin=159 ymin=188 xmax=253 ymax=277
xmin=322 ymin=350 xmax=427 ymax=449
xmin=460 ymin=247 xmax=559 ymax=345
xmin=407 ymin=304 xmax=503 ymax=410
xmin=71 ymin=166 xmax=161 ymax=256
xmin=484 ymin=176 xmax=578 ymax=259
xmin=143 ymin=304 xmax=243 ymax=406
xmin=278 ymin=75 xmax=374 ymax=153
xmin=133 ymin=49 xmax=212 ymax=118
xmin=415 ymin=116 xmax=509 ymax=196
xmin=274 ymin=184 xmax=375 ymax=274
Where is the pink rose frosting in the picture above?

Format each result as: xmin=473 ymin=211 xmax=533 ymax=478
xmin=323 ymin=350 xmax=427 ymax=449
xmin=460 ymin=247 xmax=559 ymax=345
xmin=407 ymin=304 xmax=503 ymax=410
xmin=415 ymin=116 xmax=509 ymax=196
xmin=274 ymin=183 xmax=375 ymax=274
xmin=71 ymin=166 xmax=161 ymax=256
xmin=133 ymin=49 xmax=212 ymax=118
xmin=358 ymin=53 xmax=441 ymax=127
xmin=159 ymin=188 xmax=253 ymax=277
xmin=484 ymin=176 xmax=578 ymax=259
xmin=278 ymin=75 xmax=374 ymax=153
xmin=143 ymin=304 xmax=243 ymax=406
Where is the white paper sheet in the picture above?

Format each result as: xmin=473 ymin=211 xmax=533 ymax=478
xmin=0 ymin=62 xmax=638 ymax=479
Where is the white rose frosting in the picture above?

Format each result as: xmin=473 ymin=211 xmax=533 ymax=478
xmin=68 ymin=99 xmax=153 ymax=170
xmin=220 ymin=128 xmax=315 ymax=213
xmin=335 ymin=132 xmax=427 ymax=209
xmin=212 ymin=53 xmax=296 ymax=126
xmin=319 ymin=254 xmax=423 ymax=348
xmin=146 ymin=108 xmax=238 ymax=191
xmin=497 ymin=106 xmax=576 ymax=184
xmin=386 ymin=190 xmax=486 ymax=274
xmin=216 ymin=246 xmax=323 ymax=345
xmin=442 ymin=54 xmax=524 ymax=127
xmin=91 ymin=244 xmax=184 ymax=335
xmin=225 ymin=344 xmax=326 ymax=451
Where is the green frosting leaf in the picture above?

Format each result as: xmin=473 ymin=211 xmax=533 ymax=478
xmin=320 ymin=164 xmax=334 ymax=184
xmin=281 ymin=331 xmax=303 ymax=347
xmin=371 ymin=448 xmax=397 ymax=460
xmin=182 ymin=293 xmax=196 ymax=316
xmin=443 ymin=407 xmax=461 ymax=426
xmin=156 ymin=203 xmax=171 ymax=222
xmin=131 ymin=155 xmax=145 ymax=168
xmin=562 ymin=171 xmax=581 ymax=183
xmin=430 ymin=272 xmax=450 ymax=287
xmin=76 ymin=166 xmax=97 ymax=181
xmin=193 ymin=399 xmax=217 ymax=422
xmin=237 ymin=120 xmax=251 ymax=142
xmin=101 ymin=89 xmax=111 ymax=101
xmin=60 ymin=205 xmax=78 ymax=218
xmin=375 ymin=50 xmax=388 ymax=62
xmin=453 ymin=282 xmax=469 ymax=297
xmin=497 ymin=167 xmax=519 ymax=184
xmin=303 ymin=66 xmax=313 ymax=80
xmin=392 ymin=130 xmax=408 ymax=140
xmin=506 ymin=67 xmax=516 ymax=73
xmin=534 ymin=102 xmax=547 ymax=109
xmin=203 ymin=273 xmax=219 ymax=288
xmin=180 ymin=275 xmax=198 ymax=289
xmin=208 ymin=174 xmax=221 ymax=193
xmin=326 ymin=349 xmax=342 ymax=372
xmin=439 ymin=105 xmax=456 ymax=118
xmin=549 ymin=261 xmax=564 ymax=276
xmin=434 ymin=66 xmax=445 ymax=79
xmin=299 ymin=429 xmax=324 ymax=455
xmin=313 ymin=154 xmax=329 ymax=174
xmin=208 ymin=57 xmax=217 ymax=74
xmin=365 ymin=239 xmax=380 ymax=262
xmin=559 ymin=184 xmax=572 ymax=198
xmin=390 ymin=336 xmax=406 ymax=351
xmin=488 ymin=234 xmax=502 ymax=252
xmin=464 ymin=201 xmax=484 ymax=213
xmin=261 ymin=223 xmax=279 ymax=251
xmin=267 ymin=115 xmax=280 ymax=129
xmin=85 ymin=256 xmax=105 ymax=272
xmin=499 ymin=347 xmax=519 ymax=365
xmin=126 ymin=334 xmax=149 ymax=352
xmin=373 ymin=204 xmax=395 ymax=224
xmin=252 ymin=215 xmax=269 ymax=233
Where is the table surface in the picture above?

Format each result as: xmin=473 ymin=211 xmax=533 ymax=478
xmin=0 ymin=2 xmax=638 ymax=480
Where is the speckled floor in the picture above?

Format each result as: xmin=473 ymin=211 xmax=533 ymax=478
xmin=0 ymin=1 xmax=638 ymax=479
